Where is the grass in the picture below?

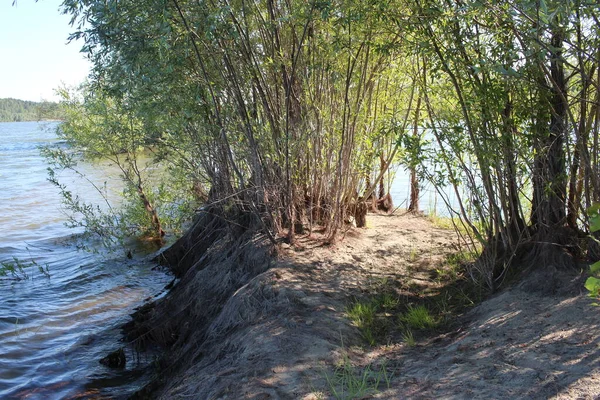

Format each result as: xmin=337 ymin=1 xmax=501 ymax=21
xmin=346 ymin=300 xmax=378 ymax=345
xmin=324 ymin=351 xmax=393 ymax=399
xmin=433 ymin=249 xmax=477 ymax=282
xmin=427 ymin=212 xmax=485 ymax=240
xmin=401 ymin=327 xmax=416 ymax=347
xmin=427 ymin=213 xmax=458 ymax=231
xmin=346 ymin=292 xmax=401 ymax=346
xmin=408 ymin=246 xmax=419 ymax=263
xmin=379 ymin=292 xmax=399 ymax=309
xmin=400 ymin=305 xmax=437 ymax=330
xmin=346 ymin=242 xmax=486 ymax=349
xmin=347 ymin=294 xmax=439 ymax=347
xmin=446 ymin=249 xmax=477 ymax=268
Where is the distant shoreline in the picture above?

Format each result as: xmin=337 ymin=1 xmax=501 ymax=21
xmin=0 ymin=98 xmax=62 ymax=123
xmin=0 ymin=119 xmax=63 ymax=122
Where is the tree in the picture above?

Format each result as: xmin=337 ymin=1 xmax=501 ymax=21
xmin=60 ymin=0 xmax=415 ymax=245
xmin=43 ymin=85 xmax=197 ymax=247
xmin=57 ymin=0 xmax=600 ymax=289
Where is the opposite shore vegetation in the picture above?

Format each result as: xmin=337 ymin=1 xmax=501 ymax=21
xmin=22 ymin=0 xmax=600 ymax=395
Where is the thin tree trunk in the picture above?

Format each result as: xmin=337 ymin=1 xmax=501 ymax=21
xmin=532 ymin=29 xmax=568 ymax=232
xmin=408 ymin=92 xmax=422 ymax=213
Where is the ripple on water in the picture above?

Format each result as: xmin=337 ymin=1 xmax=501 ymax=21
xmin=0 ymin=122 xmax=171 ymax=398
xmin=0 ymin=243 xmax=171 ymax=399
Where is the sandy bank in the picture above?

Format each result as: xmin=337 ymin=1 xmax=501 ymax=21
xmin=126 ymin=212 xmax=600 ymax=399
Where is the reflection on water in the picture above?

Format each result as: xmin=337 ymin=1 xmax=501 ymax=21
xmin=0 ymin=122 xmax=171 ymax=399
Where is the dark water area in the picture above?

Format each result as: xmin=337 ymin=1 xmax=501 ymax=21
xmin=0 ymin=122 xmax=171 ymax=399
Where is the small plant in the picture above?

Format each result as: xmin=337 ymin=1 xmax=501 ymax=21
xmin=346 ymin=300 xmax=377 ymax=345
xmin=346 ymin=301 xmax=376 ymax=329
xmin=401 ymin=327 xmax=416 ymax=347
xmin=400 ymin=304 xmax=437 ymax=330
xmin=324 ymin=352 xmax=393 ymax=399
xmin=347 ymin=291 xmax=402 ymax=346
xmin=586 ymin=204 xmax=600 ymax=301
xmin=378 ymin=292 xmax=399 ymax=310
xmin=408 ymin=246 xmax=419 ymax=263
xmin=0 ymin=256 xmax=50 ymax=281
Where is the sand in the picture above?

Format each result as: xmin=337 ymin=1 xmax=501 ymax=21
xmin=147 ymin=212 xmax=600 ymax=399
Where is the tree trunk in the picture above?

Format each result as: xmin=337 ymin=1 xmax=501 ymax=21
xmin=408 ymin=168 xmax=419 ymax=212
xmin=408 ymin=93 xmax=422 ymax=213
xmin=531 ymin=29 xmax=568 ymax=233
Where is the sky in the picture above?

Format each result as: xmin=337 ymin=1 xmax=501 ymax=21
xmin=0 ymin=0 xmax=91 ymax=102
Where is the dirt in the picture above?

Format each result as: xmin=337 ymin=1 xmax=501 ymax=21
xmin=142 ymin=212 xmax=600 ymax=399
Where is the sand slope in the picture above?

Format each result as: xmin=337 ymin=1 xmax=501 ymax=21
xmin=149 ymin=212 xmax=600 ymax=399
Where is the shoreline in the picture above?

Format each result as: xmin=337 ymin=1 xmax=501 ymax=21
xmin=118 ymin=211 xmax=598 ymax=399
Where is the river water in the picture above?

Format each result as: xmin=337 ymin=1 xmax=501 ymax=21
xmin=0 ymin=121 xmax=172 ymax=399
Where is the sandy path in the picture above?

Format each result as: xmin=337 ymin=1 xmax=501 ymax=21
xmin=155 ymin=212 xmax=600 ymax=399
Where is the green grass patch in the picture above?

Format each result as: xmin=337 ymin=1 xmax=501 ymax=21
xmin=400 ymin=305 xmax=437 ymax=330
xmin=401 ymin=327 xmax=416 ymax=347
xmin=324 ymin=352 xmax=393 ymax=399
xmin=346 ymin=300 xmax=378 ymax=345
xmin=345 ymin=247 xmax=487 ymax=348
xmin=346 ymin=292 xmax=401 ymax=346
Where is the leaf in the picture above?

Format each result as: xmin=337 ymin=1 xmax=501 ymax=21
xmin=589 ymin=203 xmax=600 ymax=232
xmin=584 ymin=277 xmax=600 ymax=295
xmin=591 ymin=261 xmax=600 ymax=275
xmin=591 ymin=218 xmax=600 ymax=234
xmin=587 ymin=203 xmax=600 ymax=215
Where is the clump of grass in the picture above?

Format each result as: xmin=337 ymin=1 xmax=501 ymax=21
xmin=446 ymin=250 xmax=477 ymax=268
xmin=400 ymin=305 xmax=437 ymax=330
xmin=346 ymin=301 xmax=376 ymax=330
xmin=427 ymin=213 xmax=456 ymax=230
xmin=408 ymin=246 xmax=419 ymax=263
xmin=324 ymin=352 xmax=393 ymax=399
xmin=346 ymin=300 xmax=377 ymax=345
xmin=401 ymin=327 xmax=416 ymax=347
xmin=346 ymin=293 xmax=400 ymax=346
xmin=378 ymin=292 xmax=399 ymax=310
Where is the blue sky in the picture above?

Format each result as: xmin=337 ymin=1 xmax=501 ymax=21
xmin=1 ymin=0 xmax=91 ymax=102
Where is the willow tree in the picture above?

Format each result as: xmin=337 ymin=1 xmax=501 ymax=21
xmin=404 ymin=0 xmax=600 ymax=288
xmin=43 ymin=86 xmax=170 ymax=245
xmin=61 ymin=0 xmax=418 ymax=244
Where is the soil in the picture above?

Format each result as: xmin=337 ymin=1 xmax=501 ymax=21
xmin=136 ymin=212 xmax=600 ymax=399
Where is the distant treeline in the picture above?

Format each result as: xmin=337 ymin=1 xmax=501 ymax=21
xmin=0 ymin=98 xmax=63 ymax=122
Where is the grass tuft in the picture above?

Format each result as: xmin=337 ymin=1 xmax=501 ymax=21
xmin=401 ymin=327 xmax=416 ymax=347
xmin=346 ymin=300 xmax=377 ymax=345
xmin=324 ymin=352 xmax=393 ymax=399
xmin=400 ymin=305 xmax=437 ymax=330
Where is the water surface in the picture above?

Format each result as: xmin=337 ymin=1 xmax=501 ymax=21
xmin=0 ymin=121 xmax=171 ymax=399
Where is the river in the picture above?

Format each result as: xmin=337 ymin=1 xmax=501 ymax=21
xmin=0 ymin=121 xmax=172 ymax=399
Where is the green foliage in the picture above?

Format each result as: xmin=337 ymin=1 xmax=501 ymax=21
xmin=42 ymin=86 xmax=198 ymax=250
xmin=58 ymin=0 xmax=600 ymax=282
xmin=379 ymin=292 xmax=399 ymax=310
xmin=0 ymin=256 xmax=50 ymax=281
xmin=585 ymin=204 xmax=600 ymax=300
xmin=401 ymin=327 xmax=416 ymax=347
xmin=0 ymin=98 xmax=62 ymax=122
xmin=435 ymin=249 xmax=476 ymax=282
xmin=346 ymin=300 xmax=378 ymax=346
xmin=346 ymin=292 xmax=402 ymax=346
